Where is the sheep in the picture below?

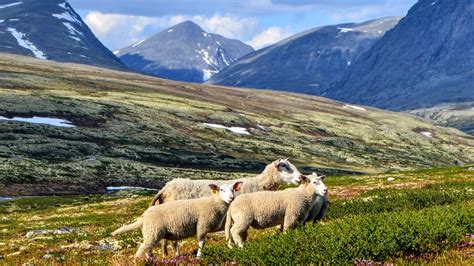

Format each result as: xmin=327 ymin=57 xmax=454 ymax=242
xmin=111 ymin=181 xmax=243 ymax=260
xmin=149 ymin=158 xmax=303 ymax=256
xmin=149 ymin=159 xmax=302 ymax=206
xmin=225 ymin=175 xmax=327 ymax=248
xmin=305 ymin=173 xmax=329 ymax=223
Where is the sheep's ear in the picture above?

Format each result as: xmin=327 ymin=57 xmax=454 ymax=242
xmin=233 ymin=182 xmax=243 ymax=192
xmin=319 ymin=175 xmax=326 ymax=181
xmin=273 ymin=160 xmax=280 ymax=168
xmin=300 ymin=175 xmax=309 ymax=184
xmin=209 ymin=184 xmax=219 ymax=193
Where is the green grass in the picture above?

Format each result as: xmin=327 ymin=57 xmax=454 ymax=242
xmin=203 ymin=203 xmax=473 ymax=264
xmin=0 ymin=167 xmax=472 ymax=265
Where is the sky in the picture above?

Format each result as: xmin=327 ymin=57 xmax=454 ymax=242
xmin=69 ymin=0 xmax=418 ymax=51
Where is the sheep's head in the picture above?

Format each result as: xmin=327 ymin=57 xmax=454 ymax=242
xmin=273 ymin=158 xmax=302 ymax=185
xmin=209 ymin=182 xmax=242 ymax=204
xmin=301 ymin=173 xmax=327 ymax=197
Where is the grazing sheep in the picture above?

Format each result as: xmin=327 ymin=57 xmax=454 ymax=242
xmin=111 ymin=182 xmax=242 ymax=260
xmin=149 ymin=158 xmax=302 ymax=255
xmin=149 ymin=159 xmax=302 ymax=206
xmin=225 ymin=175 xmax=327 ymax=248
xmin=305 ymin=173 xmax=329 ymax=223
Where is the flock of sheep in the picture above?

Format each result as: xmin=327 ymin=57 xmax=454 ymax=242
xmin=111 ymin=159 xmax=329 ymax=261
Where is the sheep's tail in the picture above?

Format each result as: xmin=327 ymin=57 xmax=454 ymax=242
xmin=225 ymin=209 xmax=233 ymax=241
xmin=149 ymin=187 xmax=166 ymax=206
xmin=111 ymin=217 xmax=143 ymax=236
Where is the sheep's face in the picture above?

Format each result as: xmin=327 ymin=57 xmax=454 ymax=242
xmin=209 ymin=182 xmax=242 ymax=204
xmin=274 ymin=159 xmax=302 ymax=185
xmin=308 ymin=173 xmax=328 ymax=197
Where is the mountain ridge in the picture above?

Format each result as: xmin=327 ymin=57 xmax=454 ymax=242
xmin=117 ymin=20 xmax=254 ymax=83
xmin=0 ymin=0 xmax=125 ymax=69
xmin=208 ymin=17 xmax=401 ymax=94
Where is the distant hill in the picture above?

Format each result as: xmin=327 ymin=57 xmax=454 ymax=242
xmin=116 ymin=21 xmax=254 ymax=83
xmin=0 ymin=53 xmax=473 ymax=195
xmin=327 ymin=0 xmax=473 ymax=111
xmin=0 ymin=0 xmax=125 ymax=69
xmin=208 ymin=17 xmax=400 ymax=94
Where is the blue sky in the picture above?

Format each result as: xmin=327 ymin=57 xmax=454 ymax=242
xmin=69 ymin=0 xmax=417 ymax=51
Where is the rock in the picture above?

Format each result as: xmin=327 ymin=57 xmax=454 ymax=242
xmin=60 ymin=240 xmax=121 ymax=252
xmin=42 ymin=254 xmax=53 ymax=260
xmin=387 ymin=177 xmax=395 ymax=182
xmin=26 ymin=227 xmax=78 ymax=238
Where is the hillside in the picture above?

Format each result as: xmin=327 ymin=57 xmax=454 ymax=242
xmin=116 ymin=21 xmax=254 ymax=83
xmin=208 ymin=17 xmax=400 ymax=94
xmin=0 ymin=53 xmax=473 ymax=195
xmin=328 ymin=0 xmax=473 ymax=111
xmin=1 ymin=167 xmax=473 ymax=264
xmin=0 ymin=0 xmax=125 ymax=69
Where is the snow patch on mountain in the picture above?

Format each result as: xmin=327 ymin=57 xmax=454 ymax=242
xmin=52 ymin=10 xmax=82 ymax=25
xmin=132 ymin=39 xmax=145 ymax=47
xmin=203 ymin=69 xmax=218 ymax=81
xmin=63 ymin=22 xmax=82 ymax=36
xmin=344 ymin=104 xmax=367 ymax=111
xmin=7 ymin=28 xmax=47 ymax=59
xmin=0 ymin=1 xmax=23 ymax=9
xmin=338 ymin=27 xmax=354 ymax=33
xmin=203 ymin=123 xmax=250 ymax=135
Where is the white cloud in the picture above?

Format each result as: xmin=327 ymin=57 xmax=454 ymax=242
xmin=192 ymin=15 xmax=258 ymax=40
xmin=84 ymin=12 xmax=187 ymax=49
xmin=247 ymin=26 xmax=293 ymax=49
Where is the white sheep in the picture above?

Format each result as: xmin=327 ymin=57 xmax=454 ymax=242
xmin=305 ymin=173 xmax=329 ymax=223
xmin=225 ymin=175 xmax=327 ymax=248
xmin=149 ymin=159 xmax=302 ymax=205
xmin=111 ymin=182 xmax=242 ymax=260
xmin=149 ymin=158 xmax=303 ymax=256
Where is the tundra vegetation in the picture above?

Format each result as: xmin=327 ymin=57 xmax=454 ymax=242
xmin=0 ymin=53 xmax=473 ymax=195
xmin=0 ymin=166 xmax=472 ymax=265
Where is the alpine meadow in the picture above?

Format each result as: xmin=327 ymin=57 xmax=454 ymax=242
xmin=0 ymin=0 xmax=473 ymax=265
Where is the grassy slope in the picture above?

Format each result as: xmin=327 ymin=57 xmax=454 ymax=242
xmin=0 ymin=167 xmax=472 ymax=264
xmin=0 ymin=53 xmax=473 ymax=195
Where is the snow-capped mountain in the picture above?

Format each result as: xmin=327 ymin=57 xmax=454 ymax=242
xmin=327 ymin=0 xmax=474 ymax=111
xmin=0 ymin=0 xmax=125 ymax=69
xmin=208 ymin=17 xmax=400 ymax=94
xmin=116 ymin=21 xmax=254 ymax=83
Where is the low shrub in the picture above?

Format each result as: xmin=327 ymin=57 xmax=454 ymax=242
xmin=203 ymin=204 xmax=473 ymax=264
xmin=327 ymin=187 xmax=472 ymax=220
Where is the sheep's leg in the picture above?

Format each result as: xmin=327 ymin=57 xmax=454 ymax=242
xmin=135 ymin=239 xmax=158 ymax=261
xmin=227 ymin=234 xmax=235 ymax=248
xmin=173 ymin=241 xmax=180 ymax=256
xmin=231 ymin=222 xmax=249 ymax=248
xmin=160 ymin=240 xmax=168 ymax=256
xmin=283 ymin=214 xmax=299 ymax=232
xmin=196 ymin=239 xmax=206 ymax=258
xmin=195 ymin=229 xmax=208 ymax=258
xmin=135 ymin=228 xmax=162 ymax=261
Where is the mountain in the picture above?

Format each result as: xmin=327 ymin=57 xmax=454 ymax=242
xmin=0 ymin=0 xmax=125 ymax=69
xmin=208 ymin=17 xmax=400 ymax=94
xmin=1 ymin=53 xmax=473 ymax=195
xmin=116 ymin=21 xmax=254 ymax=83
xmin=327 ymin=0 xmax=473 ymax=111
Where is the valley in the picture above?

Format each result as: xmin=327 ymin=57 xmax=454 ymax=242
xmin=1 ymin=53 xmax=473 ymax=195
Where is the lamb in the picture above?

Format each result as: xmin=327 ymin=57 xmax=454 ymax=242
xmin=111 ymin=181 xmax=242 ymax=260
xmin=148 ymin=158 xmax=302 ymax=255
xmin=149 ymin=159 xmax=302 ymax=206
xmin=305 ymin=173 xmax=329 ymax=223
xmin=225 ymin=175 xmax=327 ymax=248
